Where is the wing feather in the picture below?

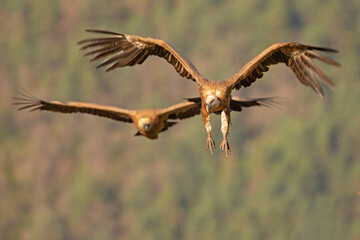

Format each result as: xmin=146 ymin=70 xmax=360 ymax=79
xmin=300 ymin=54 xmax=335 ymax=89
xmin=228 ymin=42 xmax=340 ymax=99
xmin=14 ymin=91 xmax=133 ymax=123
xmin=78 ymin=29 xmax=204 ymax=83
xmin=159 ymin=121 xmax=178 ymax=133
xmin=160 ymin=102 xmax=200 ymax=120
xmin=295 ymin=55 xmax=324 ymax=97
xmin=230 ymin=96 xmax=281 ymax=112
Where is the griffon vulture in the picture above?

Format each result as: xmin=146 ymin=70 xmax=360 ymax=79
xmin=14 ymin=92 xmax=276 ymax=143
xmin=14 ymin=91 xmax=200 ymax=139
xmin=78 ymin=29 xmax=340 ymax=157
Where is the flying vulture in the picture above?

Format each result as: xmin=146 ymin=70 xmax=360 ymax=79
xmin=14 ymin=91 xmax=200 ymax=139
xmin=78 ymin=29 xmax=340 ymax=157
xmin=14 ymin=91 xmax=276 ymax=143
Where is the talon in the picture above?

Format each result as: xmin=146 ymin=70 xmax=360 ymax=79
xmin=220 ymin=139 xmax=231 ymax=157
xmin=206 ymin=137 xmax=215 ymax=155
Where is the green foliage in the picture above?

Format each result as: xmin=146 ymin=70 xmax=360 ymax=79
xmin=1 ymin=0 xmax=359 ymax=239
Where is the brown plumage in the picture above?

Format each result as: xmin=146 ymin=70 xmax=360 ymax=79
xmin=78 ymin=29 xmax=340 ymax=156
xmin=14 ymin=91 xmax=200 ymax=139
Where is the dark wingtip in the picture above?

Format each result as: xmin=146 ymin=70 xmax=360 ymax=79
xmin=183 ymin=97 xmax=201 ymax=102
xmin=85 ymin=29 xmax=123 ymax=36
xmin=77 ymin=29 xmax=124 ymax=46
xmin=307 ymin=45 xmax=339 ymax=53
xmin=95 ymin=61 xmax=109 ymax=70
xmin=308 ymin=84 xmax=325 ymax=100
xmin=104 ymin=64 xmax=118 ymax=72
xmin=12 ymin=89 xmax=42 ymax=112
xmin=166 ymin=121 xmax=178 ymax=127
xmin=259 ymin=96 xmax=287 ymax=108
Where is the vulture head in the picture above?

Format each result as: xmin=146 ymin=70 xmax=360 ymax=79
xmin=205 ymin=95 xmax=220 ymax=113
xmin=139 ymin=118 xmax=153 ymax=131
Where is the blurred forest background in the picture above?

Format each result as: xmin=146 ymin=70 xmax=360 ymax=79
xmin=1 ymin=0 xmax=360 ymax=239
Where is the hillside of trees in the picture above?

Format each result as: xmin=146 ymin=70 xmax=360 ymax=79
xmin=1 ymin=0 xmax=359 ymax=239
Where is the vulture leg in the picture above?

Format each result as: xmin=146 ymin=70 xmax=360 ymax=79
xmin=220 ymin=110 xmax=231 ymax=157
xmin=204 ymin=113 xmax=215 ymax=155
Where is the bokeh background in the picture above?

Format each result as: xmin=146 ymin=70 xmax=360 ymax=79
xmin=1 ymin=0 xmax=360 ymax=239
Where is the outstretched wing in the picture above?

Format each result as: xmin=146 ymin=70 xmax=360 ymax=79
xmin=13 ymin=91 xmax=133 ymax=123
xmin=160 ymin=101 xmax=200 ymax=120
xmin=159 ymin=121 xmax=178 ymax=133
xmin=78 ymin=29 xmax=204 ymax=84
xmin=228 ymin=42 xmax=340 ymax=99
xmin=229 ymin=96 xmax=281 ymax=112
xmin=184 ymin=97 xmax=202 ymax=108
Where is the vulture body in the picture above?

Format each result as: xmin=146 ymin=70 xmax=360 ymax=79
xmin=14 ymin=91 xmax=200 ymax=139
xmin=15 ymin=92 xmax=276 ymax=141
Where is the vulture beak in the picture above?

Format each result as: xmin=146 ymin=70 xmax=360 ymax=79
xmin=142 ymin=123 xmax=151 ymax=131
xmin=205 ymin=96 xmax=219 ymax=113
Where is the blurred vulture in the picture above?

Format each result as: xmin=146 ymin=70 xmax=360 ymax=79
xmin=14 ymin=92 xmax=277 ymax=140
xmin=78 ymin=29 xmax=340 ymax=157
xmin=14 ymin=91 xmax=200 ymax=139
